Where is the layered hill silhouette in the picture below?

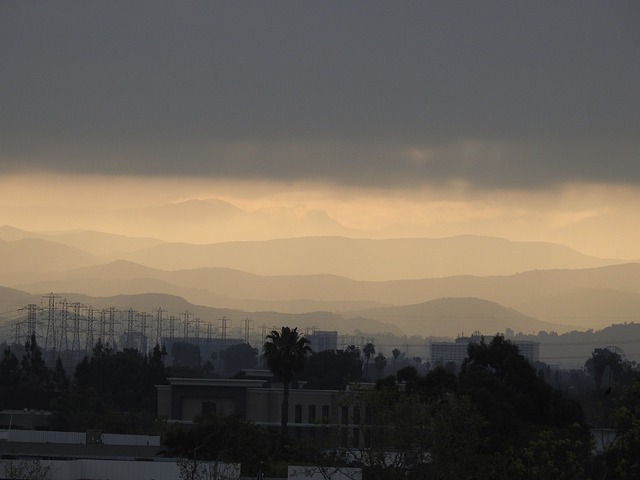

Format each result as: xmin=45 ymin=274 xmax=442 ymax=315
xmin=1 ymin=226 xmax=638 ymax=336
xmin=0 ymin=226 xmax=625 ymax=279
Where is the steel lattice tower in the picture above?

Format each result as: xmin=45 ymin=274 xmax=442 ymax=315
xmin=70 ymin=302 xmax=83 ymax=352
xmin=59 ymin=299 xmax=70 ymax=352
xmin=85 ymin=307 xmax=95 ymax=353
xmin=218 ymin=316 xmax=230 ymax=342
xmin=19 ymin=304 xmax=40 ymax=343
xmin=168 ymin=315 xmax=176 ymax=339
xmin=181 ymin=311 xmax=191 ymax=339
xmin=242 ymin=317 xmax=253 ymax=344
xmin=43 ymin=293 xmax=59 ymax=361
xmin=98 ymin=309 xmax=107 ymax=344
xmin=154 ymin=308 xmax=165 ymax=347
xmin=193 ymin=317 xmax=201 ymax=341
xmin=107 ymin=307 xmax=117 ymax=348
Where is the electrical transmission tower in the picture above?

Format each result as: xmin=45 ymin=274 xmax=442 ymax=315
xmin=85 ymin=307 xmax=95 ymax=353
xmin=154 ymin=308 xmax=166 ymax=348
xmin=206 ymin=323 xmax=215 ymax=340
xmin=70 ymin=302 xmax=84 ymax=352
xmin=98 ymin=309 xmax=107 ymax=345
xmin=193 ymin=317 xmax=201 ymax=342
xmin=242 ymin=317 xmax=253 ymax=344
xmin=43 ymin=293 xmax=60 ymax=362
xmin=181 ymin=311 xmax=191 ymax=339
xmin=19 ymin=304 xmax=40 ymax=343
xmin=107 ymin=307 xmax=118 ymax=348
xmin=59 ymin=299 xmax=70 ymax=353
xmin=168 ymin=315 xmax=176 ymax=339
xmin=126 ymin=308 xmax=135 ymax=338
xmin=260 ymin=325 xmax=269 ymax=342
xmin=136 ymin=311 xmax=150 ymax=353
xmin=218 ymin=316 xmax=230 ymax=342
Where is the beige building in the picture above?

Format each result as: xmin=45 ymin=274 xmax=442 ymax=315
xmin=158 ymin=371 xmax=345 ymax=428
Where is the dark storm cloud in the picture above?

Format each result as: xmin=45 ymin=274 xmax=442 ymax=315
xmin=1 ymin=1 xmax=639 ymax=188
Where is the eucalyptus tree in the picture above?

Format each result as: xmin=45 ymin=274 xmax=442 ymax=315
xmin=263 ymin=327 xmax=312 ymax=440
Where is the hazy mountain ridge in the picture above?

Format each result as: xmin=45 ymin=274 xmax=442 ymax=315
xmin=0 ymin=225 xmax=625 ymax=279
xmin=0 ymin=225 xmax=165 ymax=256
xmin=6 ymin=258 xmax=640 ymax=330
xmin=0 ymin=237 xmax=98 ymax=273
xmin=344 ymin=297 xmax=567 ymax=338
xmin=1 ymin=226 xmax=637 ymax=334
xmin=116 ymin=235 xmax=622 ymax=280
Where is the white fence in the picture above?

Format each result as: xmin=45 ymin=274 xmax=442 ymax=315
xmin=0 ymin=458 xmax=240 ymax=480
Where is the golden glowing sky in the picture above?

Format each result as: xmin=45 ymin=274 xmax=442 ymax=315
xmin=2 ymin=2 xmax=639 ymax=260
xmin=1 ymin=173 xmax=639 ymax=260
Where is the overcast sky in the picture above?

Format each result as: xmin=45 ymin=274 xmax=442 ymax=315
xmin=2 ymin=1 xmax=639 ymax=189
xmin=1 ymin=2 xmax=640 ymax=259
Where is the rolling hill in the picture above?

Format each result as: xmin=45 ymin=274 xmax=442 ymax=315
xmin=116 ymin=235 xmax=622 ymax=280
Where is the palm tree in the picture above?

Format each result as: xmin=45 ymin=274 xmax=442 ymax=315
xmin=263 ymin=326 xmax=312 ymax=440
xmin=374 ymin=352 xmax=387 ymax=380
xmin=392 ymin=348 xmax=401 ymax=371
xmin=363 ymin=342 xmax=375 ymax=379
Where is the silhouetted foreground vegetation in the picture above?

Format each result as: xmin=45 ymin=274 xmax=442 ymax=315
xmin=1 ymin=333 xmax=639 ymax=479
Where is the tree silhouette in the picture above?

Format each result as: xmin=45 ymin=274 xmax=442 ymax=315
xmin=302 ymin=349 xmax=363 ymax=389
xmin=0 ymin=348 xmax=20 ymax=388
xmin=21 ymin=334 xmax=49 ymax=389
xmin=263 ymin=327 xmax=312 ymax=441
xmin=584 ymin=347 xmax=624 ymax=390
xmin=392 ymin=348 xmax=401 ymax=370
xmin=221 ymin=342 xmax=258 ymax=377
xmin=363 ymin=343 xmax=375 ymax=379
xmin=374 ymin=353 xmax=387 ymax=380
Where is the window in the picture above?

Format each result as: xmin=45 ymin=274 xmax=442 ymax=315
xmin=341 ymin=405 xmax=349 ymax=425
xmin=308 ymin=405 xmax=316 ymax=423
xmin=353 ymin=406 xmax=361 ymax=424
xmin=295 ymin=404 xmax=302 ymax=424
xmin=322 ymin=405 xmax=330 ymax=424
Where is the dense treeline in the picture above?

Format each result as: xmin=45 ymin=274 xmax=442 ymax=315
xmin=162 ymin=334 xmax=640 ymax=479
xmin=1 ymin=333 xmax=639 ymax=479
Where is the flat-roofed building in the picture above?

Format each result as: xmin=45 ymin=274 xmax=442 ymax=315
xmin=430 ymin=335 xmax=539 ymax=366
